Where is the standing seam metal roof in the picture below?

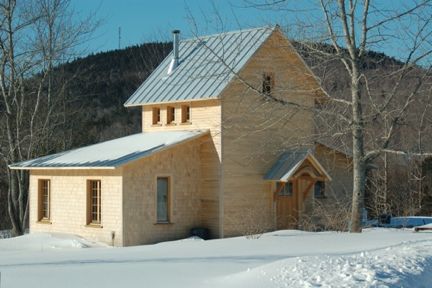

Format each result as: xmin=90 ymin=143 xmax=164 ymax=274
xmin=264 ymin=149 xmax=332 ymax=182
xmin=264 ymin=150 xmax=310 ymax=181
xmin=124 ymin=26 xmax=275 ymax=106
xmin=9 ymin=130 xmax=208 ymax=169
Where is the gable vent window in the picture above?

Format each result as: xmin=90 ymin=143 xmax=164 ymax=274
xmin=167 ymin=106 xmax=175 ymax=124
xmin=152 ymin=107 xmax=161 ymax=125
xmin=181 ymin=105 xmax=190 ymax=123
xmin=262 ymin=72 xmax=274 ymax=95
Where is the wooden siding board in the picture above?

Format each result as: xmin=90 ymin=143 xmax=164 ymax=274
xmin=122 ymin=138 xmax=203 ymax=245
xmin=29 ymin=169 xmax=123 ymax=246
xmin=220 ymin=29 xmax=318 ymax=237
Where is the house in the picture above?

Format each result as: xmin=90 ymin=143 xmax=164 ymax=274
xmin=10 ymin=26 xmax=352 ymax=246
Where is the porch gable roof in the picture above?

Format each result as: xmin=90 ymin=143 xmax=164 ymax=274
xmin=264 ymin=149 xmax=332 ymax=182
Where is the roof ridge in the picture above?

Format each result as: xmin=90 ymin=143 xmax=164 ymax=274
xmin=180 ymin=25 xmax=275 ymax=43
xmin=124 ymin=25 xmax=276 ymax=106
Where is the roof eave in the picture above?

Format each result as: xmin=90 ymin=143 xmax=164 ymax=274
xmin=124 ymin=97 xmax=220 ymax=108
xmin=8 ymin=166 xmax=117 ymax=170
xmin=306 ymin=153 xmax=333 ymax=181
xmin=9 ymin=130 xmax=211 ymax=170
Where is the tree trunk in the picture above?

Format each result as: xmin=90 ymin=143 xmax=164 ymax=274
xmin=350 ymin=65 xmax=366 ymax=232
xmin=8 ymin=171 xmax=25 ymax=236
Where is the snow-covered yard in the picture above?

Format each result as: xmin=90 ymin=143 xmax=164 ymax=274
xmin=0 ymin=229 xmax=431 ymax=288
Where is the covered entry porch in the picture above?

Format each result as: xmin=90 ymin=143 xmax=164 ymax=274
xmin=265 ymin=150 xmax=332 ymax=229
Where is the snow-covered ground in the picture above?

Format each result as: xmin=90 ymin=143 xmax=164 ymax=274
xmin=0 ymin=229 xmax=431 ymax=288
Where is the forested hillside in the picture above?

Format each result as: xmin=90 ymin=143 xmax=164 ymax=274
xmin=0 ymin=37 xmax=430 ymax=229
xmin=54 ymin=42 xmax=172 ymax=146
xmin=48 ymin=39 xmax=406 ymax=147
xmin=0 ymin=42 xmax=172 ymax=229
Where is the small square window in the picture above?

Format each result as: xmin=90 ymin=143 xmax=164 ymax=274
xmin=167 ymin=106 xmax=175 ymax=124
xmin=152 ymin=107 xmax=161 ymax=125
xmin=181 ymin=105 xmax=190 ymax=123
xmin=277 ymin=182 xmax=292 ymax=196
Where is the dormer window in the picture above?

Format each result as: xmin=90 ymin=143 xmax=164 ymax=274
xmin=152 ymin=107 xmax=161 ymax=125
xmin=181 ymin=105 xmax=190 ymax=123
xmin=262 ymin=72 xmax=274 ymax=95
xmin=167 ymin=106 xmax=175 ymax=124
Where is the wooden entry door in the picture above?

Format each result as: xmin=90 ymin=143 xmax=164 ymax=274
xmin=276 ymin=177 xmax=315 ymax=229
xmin=276 ymin=181 xmax=298 ymax=229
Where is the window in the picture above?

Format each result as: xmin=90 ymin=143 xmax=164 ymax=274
xmin=314 ymin=181 xmax=325 ymax=198
xmin=38 ymin=179 xmax=50 ymax=221
xmin=87 ymin=180 xmax=101 ymax=225
xmin=181 ymin=105 xmax=190 ymax=123
xmin=156 ymin=177 xmax=170 ymax=222
xmin=152 ymin=107 xmax=161 ymax=125
xmin=277 ymin=181 xmax=292 ymax=196
xmin=167 ymin=106 xmax=175 ymax=124
xmin=262 ymin=72 xmax=274 ymax=95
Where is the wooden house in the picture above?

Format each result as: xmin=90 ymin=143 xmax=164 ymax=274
xmin=10 ymin=26 xmax=352 ymax=246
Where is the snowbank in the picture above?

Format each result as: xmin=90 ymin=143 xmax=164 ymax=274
xmin=0 ymin=229 xmax=431 ymax=288
xmin=0 ymin=233 xmax=104 ymax=251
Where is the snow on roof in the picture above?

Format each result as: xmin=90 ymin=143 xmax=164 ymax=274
xmin=124 ymin=26 xmax=275 ymax=106
xmin=9 ymin=130 xmax=208 ymax=169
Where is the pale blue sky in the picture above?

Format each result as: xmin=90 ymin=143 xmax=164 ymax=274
xmin=71 ymin=0 xmax=306 ymax=53
xmin=71 ymin=1 xmax=430 ymax=64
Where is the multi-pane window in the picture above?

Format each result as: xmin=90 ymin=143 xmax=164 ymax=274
xmin=262 ymin=72 xmax=274 ymax=95
xmin=87 ymin=180 xmax=101 ymax=225
xmin=152 ymin=107 xmax=161 ymax=125
xmin=181 ymin=105 xmax=190 ymax=123
xmin=314 ymin=181 xmax=325 ymax=198
xmin=157 ymin=177 xmax=170 ymax=222
xmin=277 ymin=181 xmax=292 ymax=196
xmin=38 ymin=179 xmax=50 ymax=221
xmin=167 ymin=106 xmax=175 ymax=124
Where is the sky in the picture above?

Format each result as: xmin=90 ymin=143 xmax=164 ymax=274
xmin=70 ymin=0 xmax=431 ymax=64
xmin=71 ymin=0 xmax=299 ymax=53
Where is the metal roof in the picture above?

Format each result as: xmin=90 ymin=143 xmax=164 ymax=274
xmin=124 ymin=26 xmax=275 ymax=106
xmin=9 ymin=130 xmax=208 ymax=169
xmin=264 ymin=149 xmax=332 ymax=182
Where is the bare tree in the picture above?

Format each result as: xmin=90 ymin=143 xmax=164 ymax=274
xmin=0 ymin=0 xmax=95 ymax=236
xmin=244 ymin=0 xmax=432 ymax=232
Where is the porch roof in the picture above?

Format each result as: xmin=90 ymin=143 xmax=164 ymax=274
xmin=264 ymin=149 xmax=332 ymax=182
xmin=9 ymin=130 xmax=208 ymax=170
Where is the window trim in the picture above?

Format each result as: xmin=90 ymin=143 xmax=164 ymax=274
xmin=181 ymin=105 xmax=191 ymax=124
xmin=155 ymin=176 xmax=171 ymax=224
xmin=87 ymin=180 xmax=102 ymax=226
xmin=152 ymin=107 xmax=161 ymax=125
xmin=38 ymin=179 xmax=51 ymax=222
